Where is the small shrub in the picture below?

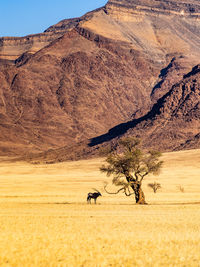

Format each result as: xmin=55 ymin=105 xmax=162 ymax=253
xmin=148 ymin=182 xmax=162 ymax=193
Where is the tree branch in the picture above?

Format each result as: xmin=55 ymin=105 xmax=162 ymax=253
xmin=104 ymin=184 xmax=125 ymax=195
xmin=104 ymin=183 xmax=135 ymax=197
xmin=124 ymin=186 xmax=135 ymax=197
xmin=138 ymin=171 xmax=149 ymax=183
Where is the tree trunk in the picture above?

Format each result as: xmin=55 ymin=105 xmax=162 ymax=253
xmin=131 ymin=182 xmax=147 ymax=205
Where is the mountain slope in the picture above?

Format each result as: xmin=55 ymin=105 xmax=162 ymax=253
xmin=25 ymin=64 xmax=200 ymax=163
xmin=89 ymin=64 xmax=200 ymax=150
xmin=0 ymin=0 xmax=200 ymax=158
xmin=0 ymin=29 xmax=159 ymax=155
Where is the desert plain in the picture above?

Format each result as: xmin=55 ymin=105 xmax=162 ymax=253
xmin=0 ymin=149 xmax=200 ymax=266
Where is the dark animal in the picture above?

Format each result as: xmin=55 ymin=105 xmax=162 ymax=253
xmin=87 ymin=189 xmax=102 ymax=204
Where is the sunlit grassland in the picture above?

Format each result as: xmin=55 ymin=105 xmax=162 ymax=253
xmin=0 ymin=149 xmax=200 ymax=266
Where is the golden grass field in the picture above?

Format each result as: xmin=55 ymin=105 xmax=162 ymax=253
xmin=0 ymin=149 xmax=200 ymax=267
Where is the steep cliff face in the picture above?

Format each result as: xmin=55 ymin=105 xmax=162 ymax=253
xmin=0 ymin=0 xmax=199 ymax=159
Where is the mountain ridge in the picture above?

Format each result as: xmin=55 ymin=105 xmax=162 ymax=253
xmin=106 ymin=0 xmax=200 ymax=16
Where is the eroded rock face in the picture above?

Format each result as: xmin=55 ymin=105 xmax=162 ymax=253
xmin=89 ymin=65 xmax=200 ymax=151
xmin=0 ymin=29 xmax=159 ymax=155
xmin=0 ymin=32 xmax=65 ymax=61
xmin=106 ymin=0 xmax=200 ymax=16
xmin=130 ymin=64 xmax=200 ymax=151
xmin=27 ymin=65 xmax=200 ymax=162
xmin=0 ymin=8 xmax=102 ymax=61
xmin=0 ymin=0 xmax=200 ymax=159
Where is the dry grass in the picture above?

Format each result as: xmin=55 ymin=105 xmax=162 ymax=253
xmin=0 ymin=149 xmax=200 ymax=266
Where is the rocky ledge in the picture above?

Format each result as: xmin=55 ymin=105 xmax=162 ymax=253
xmin=106 ymin=0 xmax=200 ymax=17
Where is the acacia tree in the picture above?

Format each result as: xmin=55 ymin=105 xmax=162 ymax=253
xmin=100 ymin=137 xmax=163 ymax=204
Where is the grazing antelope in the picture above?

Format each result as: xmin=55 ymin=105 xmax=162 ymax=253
xmin=87 ymin=189 xmax=102 ymax=204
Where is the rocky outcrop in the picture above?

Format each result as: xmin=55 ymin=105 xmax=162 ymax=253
xmin=0 ymin=32 xmax=65 ymax=61
xmin=132 ymin=64 xmax=200 ymax=151
xmin=45 ymin=7 xmax=103 ymax=33
xmin=89 ymin=64 xmax=200 ymax=152
xmin=106 ymin=0 xmax=200 ymax=17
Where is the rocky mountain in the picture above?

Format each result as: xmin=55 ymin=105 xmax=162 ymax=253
xmin=90 ymin=64 xmax=200 ymax=149
xmin=27 ymin=64 xmax=200 ymax=163
xmin=0 ymin=0 xmax=199 ymax=160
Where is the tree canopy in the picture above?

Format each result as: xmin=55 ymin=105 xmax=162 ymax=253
xmin=100 ymin=137 xmax=163 ymax=204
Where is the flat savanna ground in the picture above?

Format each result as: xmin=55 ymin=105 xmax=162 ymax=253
xmin=0 ymin=149 xmax=200 ymax=267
